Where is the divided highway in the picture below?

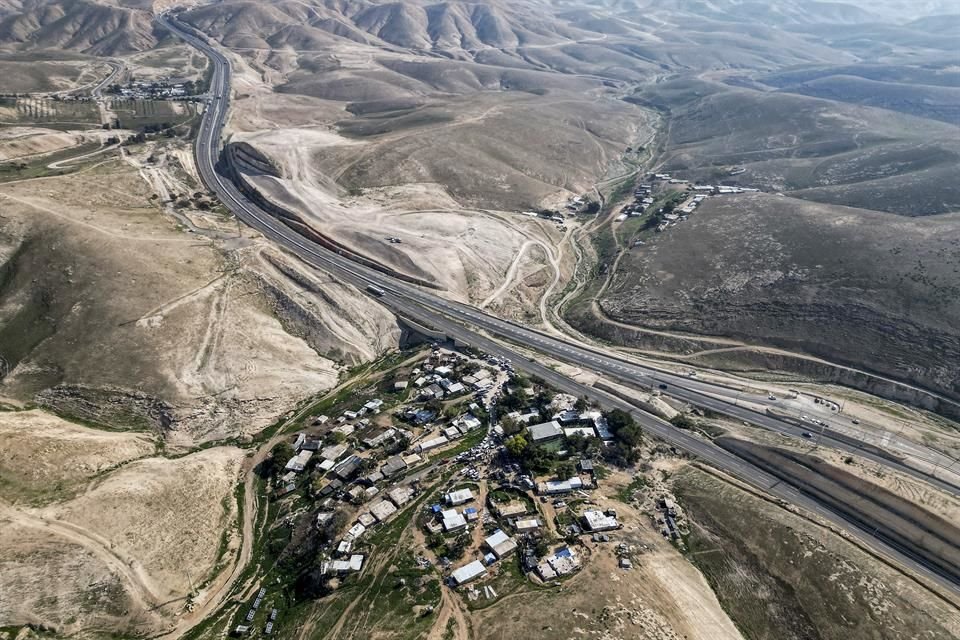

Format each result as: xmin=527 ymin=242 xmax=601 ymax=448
xmin=159 ymin=13 xmax=960 ymax=596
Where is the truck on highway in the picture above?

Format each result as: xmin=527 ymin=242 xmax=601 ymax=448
xmin=366 ymin=284 xmax=386 ymax=297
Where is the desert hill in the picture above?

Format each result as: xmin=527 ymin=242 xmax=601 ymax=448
xmin=0 ymin=0 xmax=162 ymax=54
xmin=634 ymin=77 xmax=960 ymax=216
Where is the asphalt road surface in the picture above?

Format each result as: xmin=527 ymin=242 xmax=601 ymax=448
xmin=159 ymin=13 xmax=960 ymax=596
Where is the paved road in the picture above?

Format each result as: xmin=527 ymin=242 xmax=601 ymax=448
xmin=158 ymin=13 xmax=960 ymax=596
xmin=91 ymin=60 xmax=123 ymax=99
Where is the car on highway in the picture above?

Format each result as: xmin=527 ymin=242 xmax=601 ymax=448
xmin=852 ymin=419 xmax=860 ymax=424
xmin=802 ymin=432 xmax=813 ymax=438
xmin=658 ymin=383 xmax=668 ymax=390
xmin=768 ymin=394 xmax=777 ymax=400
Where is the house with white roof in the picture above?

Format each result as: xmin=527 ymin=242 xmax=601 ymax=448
xmin=485 ymin=530 xmax=518 ymax=559
xmin=451 ymin=560 xmax=486 ymax=585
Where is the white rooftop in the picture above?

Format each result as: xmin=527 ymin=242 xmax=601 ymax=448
xmin=582 ymin=509 xmax=619 ymax=532
xmin=484 ymin=529 xmax=518 ymax=559
xmin=442 ymin=509 xmax=467 ymax=531
xmin=528 ymin=420 xmax=563 ymax=442
xmin=451 ymin=560 xmax=486 ymax=585
xmin=445 ymin=488 xmax=474 ymax=505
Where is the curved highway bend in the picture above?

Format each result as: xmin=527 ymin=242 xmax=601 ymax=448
xmin=159 ymin=14 xmax=960 ymax=596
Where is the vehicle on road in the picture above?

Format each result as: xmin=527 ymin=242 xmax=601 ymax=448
xmin=658 ymin=383 xmax=667 ymax=389
xmin=366 ymin=284 xmax=386 ymax=297
xmin=802 ymin=432 xmax=813 ymax=438
xmin=852 ymin=419 xmax=860 ymax=424
xmin=768 ymin=394 xmax=777 ymax=400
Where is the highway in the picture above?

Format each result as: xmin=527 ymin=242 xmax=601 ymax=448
xmin=159 ymin=13 xmax=960 ymax=596
xmin=91 ymin=60 xmax=123 ymax=99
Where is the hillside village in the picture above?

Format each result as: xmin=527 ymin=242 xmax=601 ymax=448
xmin=233 ymin=345 xmax=687 ymax=636
xmin=615 ymin=172 xmax=761 ymax=233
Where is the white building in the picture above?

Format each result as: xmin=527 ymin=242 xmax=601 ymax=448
xmin=345 ymin=522 xmax=366 ymax=541
xmin=284 ymin=450 xmax=314 ymax=473
xmin=451 ymin=560 xmax=486 ymax=585
xmin=485 ymin=530 xmax=518 ymax=559
xmin=417 ymin=436 xmax=449 ymax=453
xmin=369 ymin=499 xmax=398 ymax=522
xmin=441 ymin=509 xmax=467 ymax=532
xmin=581 ymin=509 xmax=619 ymax=532
xmin=323 ymin=554 xmax=364 ymax=575
xmin=388 ymin=486 xmax=414 ymax=506
xmin=445 ymin=488 xmax=474 ymax=505
xmin=537 ymin=477 xmax=584 ymax=495
xmin=563 ymin=427 xmax=596 ymax=439
xmin=515 ymin=518 xmax=541 ymax=533
xmin=527 ymin=420 xmax=563 ymax=443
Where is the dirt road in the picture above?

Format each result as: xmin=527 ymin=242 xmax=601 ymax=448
xmin=0 ymin=504 xmax=161 ymax=612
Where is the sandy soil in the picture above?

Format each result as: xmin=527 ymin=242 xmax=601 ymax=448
xmin=46 ymin=447 xmax=244 ymax=598
xmin=0 ymin=127 xmax=80 ymax=161
xmin=0 ymin=517 xmax=164 ymax=635
xmin=0 ymin=137 xmax=400 ymax=445
xmin=0 ymin=446 xmax=244 ymax=635
xmin=218 ymin=46 xmax=599 ymax=317
xmin=0 ymin=409 xmax=157 ymax=501
xmin=239 ymin=125 xmax=571 ymax=310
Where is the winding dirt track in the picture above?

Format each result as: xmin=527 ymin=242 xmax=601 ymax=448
xmin=0 ymin=505 xmax=160 ymax=611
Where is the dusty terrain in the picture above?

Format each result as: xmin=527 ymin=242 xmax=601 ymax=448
xmin=673 ymin=465 xmax=960 ymax=639
xmin=0 ymin=132 xmax=399 ymax=445
xmin=0 ymin=127 xmax=84 ymax=161
xmin=468 ymin=468 xmax=746 ymax=640
xmin=0 ymin=2 xmax=958 ymax=639
xmin=0 ymin=441 xmax=244 ymax=636
xmin=0 ymin=408 xmax=157 ymax=502
xmin=598 ymin=193 xmax=960 ymax=403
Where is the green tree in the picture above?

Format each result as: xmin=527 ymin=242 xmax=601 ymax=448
xmin=566 ymin=432 xmax=586 ymax=453
xmin=555 ymin=461 xmax=576 ymax=480
xmin=616 ymin=423 xmax=643 ymax=447
xmin=501 ymin=416 xmax=523 ymax=437
xmin=606 ymin=409 xmax=634 ymax=433
xmin=505 ymin=434 xmax=528 ymax=458
xmin=273 ymin=441 xmax=295 ymax=463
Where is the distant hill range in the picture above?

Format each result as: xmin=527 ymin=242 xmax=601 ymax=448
xmin=0 ymin=0 xmax=163 ymax=55
xmin=0 ymin=0 xmax=957 ymax=62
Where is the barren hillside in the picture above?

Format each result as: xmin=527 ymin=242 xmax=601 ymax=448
xmin=0 ymin=138 xmax=398 ymax=445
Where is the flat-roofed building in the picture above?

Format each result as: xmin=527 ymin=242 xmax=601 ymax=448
xmin=451 ymin=560 xmax=486 ymax=585
xmin=527 ymin=421 xmax=563 ymax=443
xmin=445 ymin=488 xmax=474 ymax=505
xmin=581 ymin=509 xmax=619 ymax=532
xmin=485 ymin=530 xmax=518 ymax=559
xmin=441 ymin=509 xmax=467 ymax=532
